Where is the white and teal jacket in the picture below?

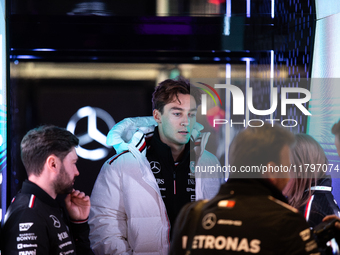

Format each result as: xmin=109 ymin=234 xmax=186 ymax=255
xmin=89 ymin=116 xmax=224 ymax=255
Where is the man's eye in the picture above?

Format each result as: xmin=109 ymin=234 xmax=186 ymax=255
xmin=173 ymin=113 xmax=181 ymax=116
xmin=189 ymin=113 xmax=196 ymax=118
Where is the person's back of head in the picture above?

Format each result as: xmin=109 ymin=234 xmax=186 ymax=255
xmin=21 ymin=125 xmax=79 ymax=177
xmin=169 ymin=123 xmax=322 ymax=255
xmin=284 ymin=133 xmax=329 ymax=209
xmin=332 ymin=120 xmax=340 ymax=137
xmin=332 ymin=119 xmax=340 ymax=156
xmin=228 ymin=122 xmax=295 ymax=181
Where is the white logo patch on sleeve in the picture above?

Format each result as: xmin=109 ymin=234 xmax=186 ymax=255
xmin=19 ymin=223 xmax=34 ymax=231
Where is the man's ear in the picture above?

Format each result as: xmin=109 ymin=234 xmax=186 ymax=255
xmin=153 ymin=109 xmax=162 ymax=124
xmin=265 ymin=161 xmax=289 ymax=191
xmin=264 ymin=161 xmax=277 ymax=184
xmin=46 ymin=155 xmax=59 ymax=173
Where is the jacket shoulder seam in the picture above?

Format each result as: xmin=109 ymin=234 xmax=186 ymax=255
xmin=108 ymin=150 xmax=130 ymax=165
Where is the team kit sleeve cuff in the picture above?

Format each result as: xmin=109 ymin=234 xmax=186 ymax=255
xmin=70 ymin=217 xmax=89 ymax=224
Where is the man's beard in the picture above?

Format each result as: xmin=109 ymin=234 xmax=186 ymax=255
xmin=54 ymin=164 xmax=74 ymax=195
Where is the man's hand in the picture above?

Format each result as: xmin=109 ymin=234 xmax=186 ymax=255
xmin=65 ymin=189 xmax=91 ymax=221
xmin=322 ymin=215 xmax=340 ymax=229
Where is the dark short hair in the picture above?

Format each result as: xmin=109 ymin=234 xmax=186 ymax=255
xmin=152 ymin=76 xmax=201 ymax=113
xmin=332 ymin=120 xmax=340 ymax=137
xmin=21 ymin=125 xmax=79 ymax=177
xmin=228 ymin=122 xmax=295 ymax=178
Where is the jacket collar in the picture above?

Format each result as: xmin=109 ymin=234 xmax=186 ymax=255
xmin=21 ymin=180 xmax=60 ymax=208
xmin=149 ymin=126 xmax=190 ymax=163
xmin=304 ymin=175 xmax=333 ymax=192
xmin=219 ymin=178 xmax=288 ymax=203
xmin=316 ymin=175 xmax=332 ymax=187
xmin=106 ymin=116 xmax=208 ymax=156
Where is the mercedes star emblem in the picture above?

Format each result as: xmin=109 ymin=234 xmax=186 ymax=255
xmin=202 ymin=213 xmax=217 ymax=230
xmin=67 ymin=106 xmax=115 ymax=161
xmin=150 ymin=161 xmax=161 ymax=174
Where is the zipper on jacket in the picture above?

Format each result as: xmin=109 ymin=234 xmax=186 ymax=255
xmin=173 ymin=171 xmax=176 ymax=195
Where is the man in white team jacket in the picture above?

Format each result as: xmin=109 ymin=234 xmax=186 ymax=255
xmin=89 ymin=76 xmax=225 ymax=255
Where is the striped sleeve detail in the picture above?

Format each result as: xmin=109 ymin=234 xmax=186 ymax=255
xmin=145 ymin=131 xmax=154 ymax=140
xmin=28 ymin=195 xmax=36 ymax=208
xmin=304 ymin=195 xmax=314 ymax=221
xmin=138 ymin=140 xmax=146 ymax=152
xmin=135 ymin=134 xmax=147 ymax=153
xmin=109 ymin=131 xmax=153 ymax=164
xmin=109 ymin=150 xmax=129 ymax=165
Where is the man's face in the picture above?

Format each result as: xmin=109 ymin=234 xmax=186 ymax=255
xmin=154 ymin=93 xmax=197 ymax=148
xmin=54 ymin=147 xmax=79 ymax=194
xmin=274 ymin=144 xmax=291 ymax=191
xmin=335 ymin=134 xmax=340 ymax=157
